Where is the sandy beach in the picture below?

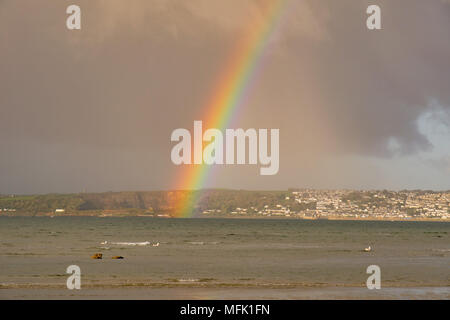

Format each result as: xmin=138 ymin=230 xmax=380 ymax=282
xmin=2 ymin=286 xmax=449 ymax=300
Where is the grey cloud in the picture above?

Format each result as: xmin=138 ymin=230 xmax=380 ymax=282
xmin=0 ymin=0 xmax=449 ymax=193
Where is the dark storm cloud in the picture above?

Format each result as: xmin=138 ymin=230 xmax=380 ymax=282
xmin=0 ymin=0 xmax=449 ymax=193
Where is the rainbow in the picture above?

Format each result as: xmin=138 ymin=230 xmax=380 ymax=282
xmin=173 ymin=0 xmax=288 ymax=217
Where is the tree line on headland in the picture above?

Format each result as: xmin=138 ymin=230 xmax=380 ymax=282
xmin=0 ymin=189 xmax=448 ymax=219
xmin=0 ymin=190 xmax=301 ymax=216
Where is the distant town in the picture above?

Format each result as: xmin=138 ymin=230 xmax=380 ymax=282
xmin=0 ymin=189 xmax=449 ymax=221
xmin=205 ymin=189 xmax=449 ymax=221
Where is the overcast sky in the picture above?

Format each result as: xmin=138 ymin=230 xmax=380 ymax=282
xmin=1 ymin=0 xmax=450 ymax=194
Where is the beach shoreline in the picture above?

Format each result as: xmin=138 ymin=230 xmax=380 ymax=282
xmin=2 ymin=286 xmax=449 ymax=300
xmin=0 ymin=213 xmax=447 ymax=223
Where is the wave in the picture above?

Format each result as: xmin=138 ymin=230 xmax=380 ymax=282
xmin=186 ymin=241 xmax=220 ymax=245
xmin=100 ymin=241 xmax=159 ymax=247
xmin=113 ymin=241 xmax=150 ymax=246
xmin=176 ymin=278 xmax=199 ymax=282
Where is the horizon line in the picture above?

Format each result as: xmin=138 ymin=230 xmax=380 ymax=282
xmin=2 ymin=187 xmax=450 ymax=197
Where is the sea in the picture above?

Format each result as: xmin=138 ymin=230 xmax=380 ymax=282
xmin=0 ymin=217 xmax=448 ymax=299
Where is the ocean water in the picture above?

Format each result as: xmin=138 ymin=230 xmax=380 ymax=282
xmin=0 ymin=217 xmax=449 ymax=299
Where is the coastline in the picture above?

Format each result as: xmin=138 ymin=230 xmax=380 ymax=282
xmin=2 ymin=189 xmax=449 ymax=221
xmin=0 ymin=213 xmax=447 ymax=223
xmin=2 ymin=286 xmax=449 ymax=300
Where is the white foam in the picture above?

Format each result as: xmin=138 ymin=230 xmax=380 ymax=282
xmin=101 ymin=241 xmax=161 ymax=247
xmin=177 ymin=278 xmax=199 ymax=282
xmin=112 ymin=241 xmax=150 ymax=246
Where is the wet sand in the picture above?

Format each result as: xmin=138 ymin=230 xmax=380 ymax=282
xmin=2 ymin=286 xmax=449 ymax=300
